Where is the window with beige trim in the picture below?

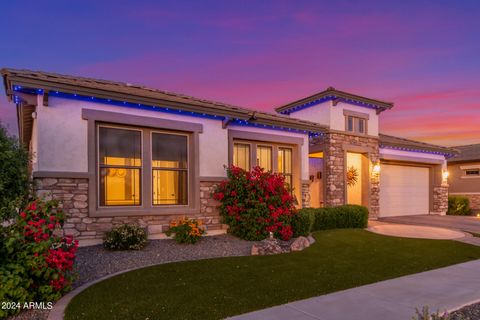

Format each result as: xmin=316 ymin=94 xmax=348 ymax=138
xmin=152 ymin=132 xmax=188 ymax=205
xmin=278 ymin=147 xmax=293 ymax=189
xmin=233 ymin=143 xmax=251 ymax=170
xmin=256 ymin=145 xmax=272 ymax=171
xmin=346 ymin=116 xmax=366 ymax=134
xmin=98 ymin=126 xmax=142 ymax=206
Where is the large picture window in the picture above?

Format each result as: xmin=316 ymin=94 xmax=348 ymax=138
xmin=152 ymin=132 xmax=188 ymax=205
xmin=98 ymin=126 xmax=142 ymax=206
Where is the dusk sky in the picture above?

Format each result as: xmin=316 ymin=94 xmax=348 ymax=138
xmin=0 ymin=0 xmax=479 ymax=146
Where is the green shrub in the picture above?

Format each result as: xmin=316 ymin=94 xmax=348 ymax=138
xmin=103 ymin=224 xmax=147 ymax=250
xmin=166 ymin=217 xmax=205 ymax=244
xmin=448 ymin=196 xmax=472 ymax=216
xmin=296 ymin=205 xmax=368 ymax=232
xmin=0 ymin=123 xmax=30 ymax=221
xmin=292 ymin=208 xmax=316 ymax=237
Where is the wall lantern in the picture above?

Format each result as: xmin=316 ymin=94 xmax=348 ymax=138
xmin=372 ymin=163 xmax=381 ymax=175
xmin=442 ymin=170 xmax=450 ymax=181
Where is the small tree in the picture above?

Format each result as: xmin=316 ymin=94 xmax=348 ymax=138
xmin=0 ymin=123 xmax=30 ymax=221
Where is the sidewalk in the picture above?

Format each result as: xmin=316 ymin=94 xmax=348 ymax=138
xmin=228 ymin=259 xmax=480 ymax=320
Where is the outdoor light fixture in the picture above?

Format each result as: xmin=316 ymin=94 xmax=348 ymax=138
xmin=372 ymin=163 xmax=381 ymax=175
xmin=442 ymin=170 xmax=450 ymax=181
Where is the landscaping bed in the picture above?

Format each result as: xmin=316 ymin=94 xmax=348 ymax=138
xmin=65 ymin=229 xmax=480 ymax=320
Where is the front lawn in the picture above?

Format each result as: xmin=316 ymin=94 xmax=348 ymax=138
xmin=65 ymin=230 xmax=480 ymax=320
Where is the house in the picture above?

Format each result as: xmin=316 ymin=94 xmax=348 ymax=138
xmin=1 ymin=69 xmax=457 ymax=241
xmin=448 ymin=144 xmax=480 ymax=213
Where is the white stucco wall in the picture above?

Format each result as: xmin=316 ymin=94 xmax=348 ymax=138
xmin=33 ymin=96 xmax=309 ymax=180
xmin=286 ymin=100 xmax=379 ymax=136
xmin=285 ymin=101 xmax=331 ymax=127
xmin=330 ymin=102 xmax=379 ymax=136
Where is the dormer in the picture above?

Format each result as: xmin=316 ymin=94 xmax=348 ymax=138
xmin=275 ymin=87 xmax=393 ymax=137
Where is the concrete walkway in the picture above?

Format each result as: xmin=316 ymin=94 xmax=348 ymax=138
xmin=228 ymin=260 xmax=480 ymax=320
xmin=380 ymin=215 xmax=480 ymax=234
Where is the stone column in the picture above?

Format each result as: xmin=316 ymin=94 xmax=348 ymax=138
xmin=433 ymin=185 xmax=449 ymax=215
xmin=323 ymin=133 xmax=346 ymax=207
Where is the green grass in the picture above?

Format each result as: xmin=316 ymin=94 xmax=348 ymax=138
xmin=65 ymin=230 xmax=480 ymax=320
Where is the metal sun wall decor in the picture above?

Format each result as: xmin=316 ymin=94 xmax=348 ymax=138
xmin=346 ymin=166 xmax=359 ymax=187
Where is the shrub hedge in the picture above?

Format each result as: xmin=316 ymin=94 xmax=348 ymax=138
xmin=448 ymin=196 xmax=472 ymax=216
xmin=103 ymin=224 xmax=148 ymax=250
xmin=296 ymin=205 xmax=369 ymax=235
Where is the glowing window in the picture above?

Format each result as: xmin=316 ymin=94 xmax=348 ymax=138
xmin=256 ymin=145 xmax=272 ymax=171
xmin=98 ymin=127 xmax=142 ymax=206
xmin=233 ymin=143 xmax=250 ymax=171
xmin=278 ymin=147 xmax=293 ymax=190
xmin=152 ymin=133 xmax=188 ymax=205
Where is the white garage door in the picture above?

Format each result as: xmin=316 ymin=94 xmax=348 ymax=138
xmin=379 ymin=164 xmax=430 ymax=217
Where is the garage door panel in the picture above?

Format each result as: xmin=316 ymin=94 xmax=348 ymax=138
xmin=379 ymin=164 xmax=429 ymax=217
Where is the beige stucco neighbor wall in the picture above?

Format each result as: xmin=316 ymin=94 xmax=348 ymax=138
xmin=448 ymin=162 xmax=480 ymax=212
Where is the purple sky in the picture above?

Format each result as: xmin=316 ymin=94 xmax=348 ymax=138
xmin=1 ymin=0 xmax=479 ymax=146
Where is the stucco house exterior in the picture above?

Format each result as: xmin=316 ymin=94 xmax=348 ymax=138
xmin=448 ymin=144 xmax=480 ymax=213
xmin=1 ymin=69 xmax=456 ymax=242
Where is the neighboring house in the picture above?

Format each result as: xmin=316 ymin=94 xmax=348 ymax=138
xmin=448 ymin=144 xmax=480 ymax=213
xmin=1 ymin=69 xmax=456 ymax=241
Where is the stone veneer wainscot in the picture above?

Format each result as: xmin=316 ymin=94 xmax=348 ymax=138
xmin=34 ymin=177 xmax=224 ymax=240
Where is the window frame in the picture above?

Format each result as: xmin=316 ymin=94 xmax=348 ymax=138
xmin=84 ymin=108 xmax=202 ymax=217
xmin=343 ymin=110 xmax=369 ymax=135
xmin=97 ymin=124 xmax=144 ymax=208
xmin=150 ymin=130 xmax=190 ymax=207
xmin=465 ymin=169 xmax=480 ymax=176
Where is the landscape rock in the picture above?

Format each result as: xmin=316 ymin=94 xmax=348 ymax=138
xmin=251 ymin=238 xmax=287 ymax=255
xmin=290 ymin=236 xmax=310 ymax=251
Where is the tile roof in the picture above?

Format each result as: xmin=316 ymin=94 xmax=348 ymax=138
xmin=275 ymin=86 xmax=394 ymax=114
xmin=1 ymin=68 xmax=328 ymax=133
xmin=448 ymin=144 xmax=480 ymax=163
xmin=379 ymin=134 xmax=457 ymax=156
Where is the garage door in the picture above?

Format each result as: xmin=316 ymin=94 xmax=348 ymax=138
xmin=379 ymin=164 xmax=430 ymax=217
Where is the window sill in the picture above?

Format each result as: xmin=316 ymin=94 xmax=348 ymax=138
xmin=89 ymin=206 xmax=200 ymax=217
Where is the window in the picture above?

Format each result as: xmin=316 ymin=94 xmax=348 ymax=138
xmin=278 ymin=147 xmax=293 ymax=189
xmin=465 ymin=169 xmax=480 ymax=176
xmin=152 ymin=132 xmax=188 ymax=205
xmin=346 ymin=116 xmax=366 ymax=134
xmin=98 ymin=126 xmax=142 ymax=206
xmin=233 ymin=143 xmax=250 ymax=170
xmin=256 ymin=145 xmax=272 ymax=171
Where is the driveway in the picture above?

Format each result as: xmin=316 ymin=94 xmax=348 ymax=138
xmin=379 ymin=215 xmax=480 ymax=234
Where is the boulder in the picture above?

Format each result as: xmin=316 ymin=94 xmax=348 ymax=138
xmin=251 ymin=238 xmax=285 ymax=255
xmin=290 ymin=236 xmax=310 ymax=252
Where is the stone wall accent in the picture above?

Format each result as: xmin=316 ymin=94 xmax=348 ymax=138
xmin=314 ymin=132 xmax=380 ymax=218
xmin=433 ymin=185 xmax=449 ymax=214
xmin=301 ymin=182 xmax=310 ymax=208
xmin=34 ymin=177 xmax=223 ymax=240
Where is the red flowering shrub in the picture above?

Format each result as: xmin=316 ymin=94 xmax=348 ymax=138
xmin=0 ymin=199 xmax=78 ymax=317
xmin=214 ymin=166 xmax=297 ymax=241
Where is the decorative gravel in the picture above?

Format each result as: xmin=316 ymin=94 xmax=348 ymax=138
xmin=8 ymin=234 xmax=254 ymax=320
xmin=74 ymin=234 xmax=255 ymax=287
xmin=450 ymin=302 xmax=480 ymax=320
